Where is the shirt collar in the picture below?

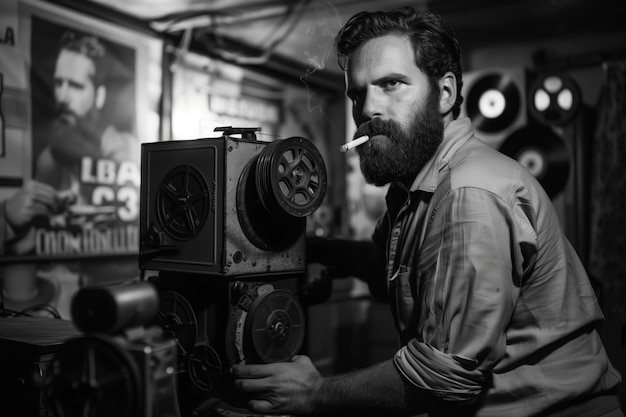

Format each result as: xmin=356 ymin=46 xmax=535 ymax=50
xmin=408 ymin=117 xmax=474 ymax=193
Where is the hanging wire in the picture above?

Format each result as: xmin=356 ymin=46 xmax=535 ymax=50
xmin=170 ymin=27 xmax=194 ymax=73
xmin=20 ymin=304 xmax=63 ymax=319
xmin=217 ymin=0 xmax=311 ymax=65
xmin=164 ymin=1 xmax=312 ymax=73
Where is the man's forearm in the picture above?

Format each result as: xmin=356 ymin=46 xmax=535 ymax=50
xmin=306 ymin=236 xmax=387 ymax=300
xmin=311 ymin=359 xmax=427 ymax=416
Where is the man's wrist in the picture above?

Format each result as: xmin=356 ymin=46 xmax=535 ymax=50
xmin=307 ymin=372 xmax=326 ymax=414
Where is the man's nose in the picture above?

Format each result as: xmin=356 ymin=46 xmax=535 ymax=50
xmin=55 ymin=81 xmax=70 ymax=102
xmin=361 ymin=89 xmax=383 ymax=120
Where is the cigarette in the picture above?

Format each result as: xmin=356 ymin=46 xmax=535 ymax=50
xmin=339 ymin=135 xmax=370 ymax=152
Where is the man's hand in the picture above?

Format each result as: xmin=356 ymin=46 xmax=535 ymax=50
xmin=231 ymin=355 xmax=322 ymax=415
xmin=5 ymin=180 xmax=58 ymax=228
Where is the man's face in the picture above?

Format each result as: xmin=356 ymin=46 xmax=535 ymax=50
xmin=345 ymin=34 xmax=444 ymax=187
xmin=53 ymin=49 xmax=98 ymax=125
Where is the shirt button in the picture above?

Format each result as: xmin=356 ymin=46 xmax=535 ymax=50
xmin=392 ymin=229 xmax=400 ymax=237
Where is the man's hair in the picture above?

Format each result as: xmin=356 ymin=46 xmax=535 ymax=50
xmin=58 ymin=31 xmax=108 ymax=86
xmin=335 ymin=7 xmax=464 ymax=118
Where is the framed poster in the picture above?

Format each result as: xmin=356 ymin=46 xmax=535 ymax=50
xmin=0 ymin=0 xmax=162 ymax=318
xmin=0 ymin=0 xmax=27 ymax=178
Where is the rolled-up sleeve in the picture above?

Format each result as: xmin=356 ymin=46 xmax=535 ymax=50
xmin=393 ymin=186 xmax=538 ymax=402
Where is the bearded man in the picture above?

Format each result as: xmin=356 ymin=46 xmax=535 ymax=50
xmin=231 ymin=7 xmax=623 ymax=417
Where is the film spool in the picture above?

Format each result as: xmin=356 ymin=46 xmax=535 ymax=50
xmin=156 ymin=291 xmax=198 ymax=356
xmin=256 ymin=137 xmax=327 ymax=218
xmin=47 ymin=336 xmax=140 ymax=417
xmin=237 ymin=136 xmax=327 ymax=251
xmin=466 ymin=73 xmax=522 ymax=133
xmin=237 ymin=156 xmax=304 ymax=251
xmin=529 ymin=72 xmax=581 ymax=126
xmin=499 ymin=125 xmax=570 ymax=198
xmin=187 ymin=343 xmax=223 ymax=392
xmin=226 ymin=284 xmax=305 ymax=365
xmin=245 ymin=288 xmax=305 ymax=363
xmin=156 ymin=164 xmax=211 ymax=240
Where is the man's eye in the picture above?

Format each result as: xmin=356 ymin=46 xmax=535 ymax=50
xmin=382 ymin=80 xmax=400 ymax=89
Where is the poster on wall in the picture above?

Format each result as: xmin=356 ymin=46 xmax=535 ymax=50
xmin=0 ymin=0 xmax=27 ymax=178
xmin=0 ymin=0 xmax=162 ymax=318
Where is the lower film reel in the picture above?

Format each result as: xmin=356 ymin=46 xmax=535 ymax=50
xmin=47 ymin=336 xmax=141 ymax=417
xmin=156 ymin=291 xmax=198 ymax=357
xmin=187 ymin=343 xmax=223 ymax=392
xmin=155 ymin=291 xmax=224 ymax=392
xmin=227 ymin=284 xmax=305 ymax=365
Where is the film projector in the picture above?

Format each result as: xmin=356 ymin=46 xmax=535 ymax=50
xmin=146 ymin=127 xmax=326 ymax=416
xmin=43 ymin=127 xmax=327 ymax=417
xmin=45 ymin=282 xmax=180 ymax=417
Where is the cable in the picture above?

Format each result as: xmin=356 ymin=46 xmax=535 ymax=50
xmin=196 ymin=0 xmax=312 ymax=66
xmin=21 ymin=304 xmax=62 ymax=319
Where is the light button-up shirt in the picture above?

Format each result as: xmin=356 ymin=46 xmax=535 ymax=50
xmin=372 ymin=117 xmax=621 ymax=416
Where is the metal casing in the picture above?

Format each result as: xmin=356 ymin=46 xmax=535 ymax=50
xmin=139 ymin=135 xmax=305 ymax=276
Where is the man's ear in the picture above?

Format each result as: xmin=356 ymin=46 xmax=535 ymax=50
xmin=95 ymin=85 xmax=106 ymax=110
xmin=439 ymin=71 xmax=457 ymax=116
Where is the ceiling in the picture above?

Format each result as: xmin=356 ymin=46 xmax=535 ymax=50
xmin=54 ymin=0 xmax=626 ymax=90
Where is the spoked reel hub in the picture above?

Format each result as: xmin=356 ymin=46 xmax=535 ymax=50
xmin=237 ymin=137 xmax=327 ymax=251
xmin=156 ymin=291 xmax=198 ymax=357
xmin=256 ymin=137 xmax=327 ymax=218
xmin=226 ymin=284 xmax=305 ymax=365
xmin=156 ymin=165 xmax=211 ymax=241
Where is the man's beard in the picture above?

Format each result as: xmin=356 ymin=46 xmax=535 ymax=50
xmin=49 ymin=104 xmax=104 ymax=164
xmin=354 ymin=88 xmax=444 ymax=187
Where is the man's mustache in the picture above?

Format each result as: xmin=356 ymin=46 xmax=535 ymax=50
xmin=54 ymin=105 xmax=79 ymax=125
xmin=54 ymin=104 xmax=77 ymax=117
xmin=355 ymin=118 xmax=402 ymax=142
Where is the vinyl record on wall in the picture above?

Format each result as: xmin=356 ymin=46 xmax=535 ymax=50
xmin=528 ymin=72 xmax=582 ymax=126
xmin=466 ymin=73 xmax=522 ymax=133
xmin=461 ymin=67 xmax=529 ymax=151
xmin=499 ymin=125 xmax=570 ymax=198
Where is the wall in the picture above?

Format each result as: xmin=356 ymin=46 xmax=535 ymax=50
xmin=466 ymin=31 xmax=626 ymax=104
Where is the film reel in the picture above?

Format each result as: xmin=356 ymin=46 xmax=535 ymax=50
xmin=156 ymin=165 xmax=212 ymax=241
xmin=187 ymin=344 xmax=223 ymax=392
xmin=466 ymin=73 xmax=522 ymax=133
xmin=237 ymin=137 xmax=327 ymax=251
xmin=47 ymin=336 xmax=141 ymax=417
xmin=226 ymin=284 xmax=305 ymax=365
xmin=499 ymin=125 xmax=570 ymax=198
xmin=256 ymin=137 xmax=327 ymax=218
xmin=156 ymin=291 xmax=198 ymax=357
xmin=529 ymin=72 xmax=581 ymax=126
